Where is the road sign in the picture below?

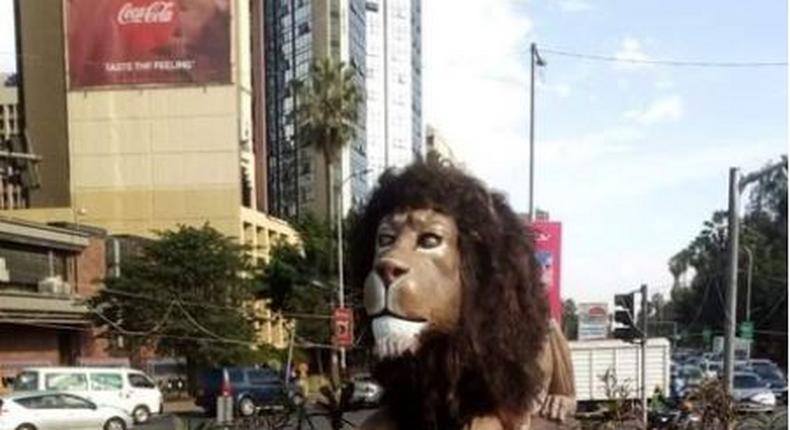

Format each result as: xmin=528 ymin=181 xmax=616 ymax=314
xmin=739 ymin=321 xmax=754 ymax=341
xmin=332 ymin=308 xmax=353 ymax=347
xmin=703 ymin=328 xmax=712 ymax=344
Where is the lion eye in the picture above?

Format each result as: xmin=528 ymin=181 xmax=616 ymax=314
xmin=377 ymin=233 xmax=396 ymax=248
xmin=417 ymin=233 xmax=442 ymax=249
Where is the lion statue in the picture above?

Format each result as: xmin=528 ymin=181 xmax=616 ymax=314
xmin=349 ymin=160 xmax=576 ymax=430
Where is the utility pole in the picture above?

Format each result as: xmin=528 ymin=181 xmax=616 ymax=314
xmin=723 ymin=167 xmax=740 ymax=393
xmin=528 ymin=43 xmax=545 ymax=222
xmin=336 ymin=168 xmax=370 ymax=375
xmin=723 ymin=160 xmax=787 ymax=392
xmin=744 ymin=246 xmax=753 ymax=323
xmin=640 ymin=284 xmax=648 ymax=427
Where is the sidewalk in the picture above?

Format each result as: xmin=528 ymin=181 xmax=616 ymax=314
xmin=164 ymin=398 xmax=203 ymax=414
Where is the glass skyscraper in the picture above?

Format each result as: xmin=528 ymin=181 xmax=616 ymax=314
xmin=264 ymin=0 xmax=367 ymax=220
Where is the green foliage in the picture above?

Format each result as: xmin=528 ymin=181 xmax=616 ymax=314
xmin=295 ymin=58 xmax=363 ymax=164
xmin=91 ymin=224 xmax=259 ymax=368
xmin=259 ymin=214 xmax=340 ymax=344
xmin=667 ymin=157 xmax=787 ymax=367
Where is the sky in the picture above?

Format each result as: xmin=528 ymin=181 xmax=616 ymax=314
xmin=0 ymin=1 xmax=786 ymax=305
xmin=422 ymin=0 xmax=788 ymax=304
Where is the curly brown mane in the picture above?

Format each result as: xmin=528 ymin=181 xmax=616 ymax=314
xmin=350 ymin=160 xmax=550 ymax=430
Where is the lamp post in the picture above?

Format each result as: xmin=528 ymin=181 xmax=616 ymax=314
xmin=723 ymin=160 xmax=786 ymax=393
xmin=528 ymin=42 xmax=546 ymax=222
xmin=336 ymin=167 xmax=371 ymax=373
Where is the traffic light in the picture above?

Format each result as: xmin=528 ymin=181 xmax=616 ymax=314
xmin=613 ymin=293 xmax=638 ymax=341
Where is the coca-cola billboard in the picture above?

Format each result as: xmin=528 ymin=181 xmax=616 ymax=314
xmin=67 ymin=0 xmax=231 ymax=88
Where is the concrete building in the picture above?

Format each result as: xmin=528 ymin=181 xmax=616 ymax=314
xmin=425 ymin=124 xmax=459 ymax=165
xmin=10 ymin=0 xmax=297 ymax=262
xmin=0 ymin=74 xmax=20 ymax=141
xmin=0 ymin=219 xmax=114 ymax=381
xmin=264 ymin=0 xmax=368 ymax=220
xmin=0 ymin=73 xmax=38 ymax=211
xmin=365 ymin=0 xmax=422 ymax=187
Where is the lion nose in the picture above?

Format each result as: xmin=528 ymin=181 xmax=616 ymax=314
xmin=376 ymin=259 xmax=410 ymax=287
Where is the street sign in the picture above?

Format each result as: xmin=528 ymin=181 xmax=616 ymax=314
xmin=332 ymin=308 xmax=353 ymax=347
xmin=703 ymin=328 xmax=712 ymax=344
xmin=739 ymin=321 xmax=754 ymax=341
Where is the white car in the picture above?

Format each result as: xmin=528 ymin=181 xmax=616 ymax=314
xmin=732 ymin=372 xmax=776 ymax=413
xmin=0 ymin=391 xmax=132 ymax=430
xmin=13 ymin=367 xmax=162 ymax=424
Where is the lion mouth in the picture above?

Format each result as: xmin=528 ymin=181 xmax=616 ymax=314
xmin=372 ymin=316 xmax=427 ymax=358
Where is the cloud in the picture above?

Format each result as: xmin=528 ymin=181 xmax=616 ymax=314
xmin=558 ymin=0 xmax=593 ymax=13
xmin=613 ymin=37 xmax=652 ymax=70
xmin=423 ymin=0 xmax=533 ymax=182
xmin=624 ymin=95 xmax=684 ymax=125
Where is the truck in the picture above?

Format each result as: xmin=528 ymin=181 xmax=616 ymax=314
xmin=570 ymin=338 xmax=671 ymax=409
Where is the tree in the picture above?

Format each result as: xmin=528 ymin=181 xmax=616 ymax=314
xmin=91 ymin=224 xmax=259 ymax=376
xmin=666 ymin=157 xmax=787 ymax=367
xmin=295 ymin=58 xmax=364 ymax=221
xmin=562 ymin=299 xmax=578 ymax=340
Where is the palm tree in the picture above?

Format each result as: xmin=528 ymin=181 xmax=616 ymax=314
xmin=295 ymin=57 xmax=363 ymax=221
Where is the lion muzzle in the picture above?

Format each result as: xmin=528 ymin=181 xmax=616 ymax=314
xmin=372 ymin=316 xmax=426 ymax=358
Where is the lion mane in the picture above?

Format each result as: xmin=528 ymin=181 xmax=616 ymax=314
xmin=350 ymin=160 xmax=550 ymax=430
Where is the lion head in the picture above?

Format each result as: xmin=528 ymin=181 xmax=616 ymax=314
xmin=350 ymin=160 xmax=550 ymax=430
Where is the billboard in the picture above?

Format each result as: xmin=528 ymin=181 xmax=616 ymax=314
xmin=577 ymin=302 xmax=609 ymax=341
xmin=530 ymin=221 xmax=562 ymax=322
xmin=66 ymin=0 xmax=232 ymax=88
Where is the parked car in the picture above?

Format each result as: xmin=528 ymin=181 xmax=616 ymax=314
xmin=196 ymin=367 xmax=302 ymax=417
xmin=345 ymin=374 xmax=383 ymax=408
xmin=700 ymin=361 xmax=722 ymax=379
xmin=12 ymin=367 xmax=162 ymax=424
xmin=732 ymin=372 xmax=776 ymax=413
xmin=748 ymin=360 xmax=787 ymax=403
xmin=677 ymin=365 xmax=705 ymax=396
xmin=0 ymin=391 xmax=132 ymax=430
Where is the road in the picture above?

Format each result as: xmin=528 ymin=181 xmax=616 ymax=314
xmin=139 ymin=404 xmax=786 ymax=430
xmin=138 ymin=406 xmax=376 ymax=430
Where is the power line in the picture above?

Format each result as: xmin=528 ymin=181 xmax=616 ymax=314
xmin=539 ymin=47 xmax=787 ymax=68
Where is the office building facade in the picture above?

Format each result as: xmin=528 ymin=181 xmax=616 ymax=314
xmin=264 ymin=0 xmax=367 ymax=220
xmin=10 ymin=0 xmax=297 ymax=260
xmin=365 ymin=0 xmax=422 ymax=187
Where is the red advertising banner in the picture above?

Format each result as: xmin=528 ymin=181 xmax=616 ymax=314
xmin=332 ymin=308 xmax=354 ymax=348
xmin=529 ymin=221 xmax=563 ymax=323
xmin=66 ymin=0 xmax=232 ymax=88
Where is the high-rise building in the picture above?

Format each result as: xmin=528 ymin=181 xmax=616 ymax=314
xmin=425 ymin=124 xmax=457 ymax=165
xmin=364 ymin=0 xmax=422 ymax=187
xmin=0 ymin=74 xmax=20 ymax=141
xmin=9 ymin=0 xmax=297 ymax=261
xmin=264 ymin=0 xmax=367 ymax=220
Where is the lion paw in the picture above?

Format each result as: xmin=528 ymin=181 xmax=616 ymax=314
xmin=538 ymin=395 xmax=575 ymax=422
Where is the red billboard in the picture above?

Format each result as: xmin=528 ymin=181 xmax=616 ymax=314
xmin=66 ymin=0 xmax=232 ymax=88
xmin=529 ymin=221 xmax=563 ymax=323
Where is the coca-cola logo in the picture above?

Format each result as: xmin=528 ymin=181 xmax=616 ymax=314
xmin=117 ymin=1 xmax=175 ymax=25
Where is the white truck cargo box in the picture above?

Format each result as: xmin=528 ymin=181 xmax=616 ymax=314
xmin=570 ymin=338 xmax=671 ymax=402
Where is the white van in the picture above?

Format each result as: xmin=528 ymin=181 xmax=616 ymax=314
xmin=12 ymin=367 xmax=163 ymax=424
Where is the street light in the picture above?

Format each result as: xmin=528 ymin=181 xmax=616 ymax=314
xmin=336 ymin=167 xmax=371 ymax=373
xmin=528 ymin=42 xmax=546 ymax=222
xmin=723 ymin=160 xmax=787 ymax=393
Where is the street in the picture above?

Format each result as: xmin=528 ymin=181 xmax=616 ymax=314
xmin=137 ymin=405 xmax=377 ymax=430
xmin=137 ymin=404 xmax=786 ymax=429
